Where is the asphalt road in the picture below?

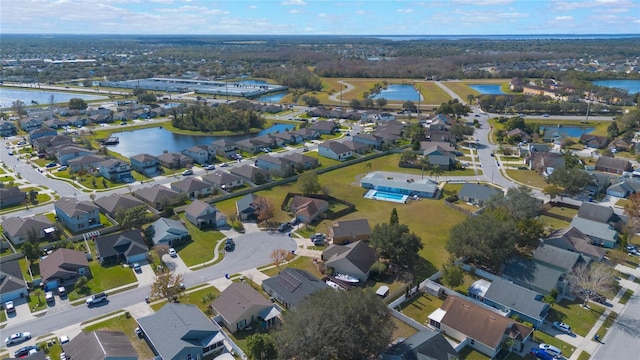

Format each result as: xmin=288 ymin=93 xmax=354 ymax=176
xmin=592 ymin=292 xmax=640 ymax=360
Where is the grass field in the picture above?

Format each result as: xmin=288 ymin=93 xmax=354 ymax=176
xmin=398 ymin=293 xmax=444 ymax=325
xmin=547 ymin=300 xmax=605 ymax=337
xmin=177 ymin=218 xmax=226 ymax=267
xmin=68 ymin=261 xmax=137 ymax=301
xmin=505 ymin=169 xmax=548 ymax=189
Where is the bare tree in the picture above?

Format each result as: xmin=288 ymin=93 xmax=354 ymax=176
xmin=149 ymin=272 xmax=185 ymax=301
xmin=271 ymin=249 xmax=294 ymax=273
xmin=569 ymin=263 xmax=616 ymax=306
xmin=254 ymin=196 xmax=276 ymax=224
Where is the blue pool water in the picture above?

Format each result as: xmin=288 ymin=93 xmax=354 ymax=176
xmin=541 ymin=126 xmax=594 ymax=137
xmin=371 ymin=84 xmax=421 ymax=101
xmin=592 ymin=80 xmax=640 ymax=94
xmin=256 ymin=91 xmax=288 ymax=103
xmin=0 ymin=88 xmax=108 ymax=108
xmin=468 ymin=84 xmax=505 ymax=95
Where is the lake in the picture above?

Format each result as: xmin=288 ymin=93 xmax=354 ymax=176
xmin=256 ymin=91 xmax=288 ymax=103
xmin=0 ymin=88 xmax=108 ymax=108
xmin=592 ymin=80 xmax=640 ymax=94
xmin=107 ymin=123 xmax=294 ymax=158
xmin=468 ymin=84 xmax=505 ymax=95
xmin=541 ymin=126 xmax=594 ymax=137
xmin=371 ymin=84 xmax=421 ymax=101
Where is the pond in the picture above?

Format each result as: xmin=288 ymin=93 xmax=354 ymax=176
xmin=107 ymin=123 xmax=294 ymax=158
xmin=592 ymin=80 xmax=640 ymax=94
xmin=256 ymin=91 xmax=288 ymax=103
xmin=0 ymin=88 xmax=108 ymax=108
xmin=371 ymin=84 xmax=421 ymax=101
xmin=541 ymin=126 xmax=594 ymax=137
xmin=467 ymin=84 xmax=505 ymax=95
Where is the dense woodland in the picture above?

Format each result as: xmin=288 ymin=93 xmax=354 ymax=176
xmin=169 ymin=103 xmax=265 ymax=133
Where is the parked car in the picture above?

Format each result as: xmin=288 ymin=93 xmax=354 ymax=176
xmin=219 ymin=162 xmax=229 ymax=167
xmin=289 ymin=218 xmax=300 ymax=226
xmin=168 ymin=248 xmax=177 ymax=257
xmin=59 ymin=335 xmax=69 ymax=344
xmin=225 ymin=238 xmax=235 ymax=251
xmin=57 ymin=165 xmax=68 ymax=171
xmin=58 ymin=286 xmax=67 ymax=298
xmin=543 ymin=113 xmax=550 ymax=117
xmin=539 ymin=344 xmax=562 ymax=358
xmin=278 ymin=222 xmax=292 ymax=232
xmin=204 ymin=164 xmax=215 ymax=170
xmin=182 ymin=169 xmax=193 ymax=176
xmin=5 ymin=332 xmax=31 ymax=346
xmin=45 ymin=162 xmax=57 ymax=168
xmin=132 ymin=263 xmax=142 ymax=273
xmin=13 ymin=345 xmax=38 ymax=357
xmin=86 ymin=292 xmax=108 ymax=306
xmin=4 ymin=300 xmax=15 ymax=313
xmin=530 ymin=348 xmax=554 ymax=360
xmin=45 ymin=291 xmax=54 ymax=302
xmin=552 ymin=321 xmax=571 ymax=334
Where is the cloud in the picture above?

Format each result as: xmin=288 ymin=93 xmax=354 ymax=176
xmin=281 ymin=0 xmax=306 ymax=5
xmin=318 ymin=13 xmax=328 ymax=18
xmin=249 ymin=5 xmax=257 ymax=9
xmin=304 ymin=27 xmax=314 ymax=32
xmin=497 ymin=12 xmax=528 ymax=18
xmin=555 ymin=16 xmax=574 ymax=20
xmin=452 ymin=0 xmax=513 ymax=5
xmin=355 ymin=10 xmax=365 ymax=15
xmin=289 ymin=9 xmax=300 ymax=14
xmin=396 ymin=9 xmax=413 ymax=13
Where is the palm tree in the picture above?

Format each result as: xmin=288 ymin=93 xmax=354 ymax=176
xmin=421 ymin=156 xmax=430 ymax=179
xmin=429 ymin=165 xmax=445 ymax=182
xmin=364 ymin=161 xmax=372 ymax=174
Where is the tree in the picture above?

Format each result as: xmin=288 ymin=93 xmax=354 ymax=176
xmin=516 ymin=218 xmax=546 ymax=247
xmin=369 ymin=222 xmax=423 ymax=269
xmin=364 ymin=161 xmax=372 ymax=174
xmin=400 ymin=150 xmax=417 ymax=163
xmin=490 ymin=186 xmax=541 ymax=221
xmin=429 ymin=165 xmax=444 ymax=182
xmin=447 ymin=210 xmax=519 ymax=270
xmin=389 ymin=208 xmax=399 ymax=225
xmin=246 ymin=333 xmax=277 ymax=360
xmin=68 ymin=98 xmax=88 ymax=110
xmin=420 ymin=155 xmax=430 ymax=179
xmin=624 ymin=193 xmax=640 ymax=233
xmin=253 ymin=196 xmax=276 ymax=224
xmin=22 ymin=229 xmax=40 ymax=264
xmin=117 ymin=205 xmax=148 ymax=230
xmin=543 ymin=184 xmax=563 ymax=200
xmin=546 ymin=167 xmax=593 ymax=195
xmin=271 ymin=249 xmax=294 ymax=273
xmin=569 ymin=263 xmax=616 ymax=306
xmin=298 ymin=170 xmax=321 ymax=196
xmin=450 ymin=124 xmax=475 ymax=141
xmin=441 ymin=259 xmax=464 ymax=288
xmin=11 ymin=100 xmax=27 ymax=117
xmin=275 ymin=288 xmax=393 ymax=360
xmin=301 ymin=95 xmax=320 ymax=107
xmin=375 ymin=97 xmax=388 ymax=109
xmin=349 ymin=99 xmax=362 ymax=110
xmin=149 ymin=272 xmax=185 ymax=301
xmin=75 ymin=275 xmax=89 ymax=294
xmin=138 ymin=92 xmax=157 ymax=104
xmin=402 ymin=100 xmax=417 ymax=113
xmin=33 ymin=288 xmax=45 ymax=305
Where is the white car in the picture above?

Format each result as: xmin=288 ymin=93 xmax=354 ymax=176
xmin=45 ymin=291 xmax=54 ymax=302
xmin=552 ymin=321 xmax=571 ymax=334
xmin=539 ymin=343 xmax=562 ymax=358
xmin=182 ymin=169 xmax=193 ymax=176
xmin=168 ymin=248 xmax=177 ymax=257
xmin=5 ymin=332 xmax=31 ymax=346
xmin=4 ymin=300 xmax=15 ymax=313
xmin=204 ymin=164 xmax=215 ymax=170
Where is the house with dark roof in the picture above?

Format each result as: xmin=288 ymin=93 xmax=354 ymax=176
xmin=182 ymin=145 xmax=215 ymax=165
xmin=0 ymin=186 xmax=25 ymax=209
xmin=133 ymin=184 xmax=184 ymax=210
xmin=61 ymin=330 xmax=138 ymax=360
xmin=149 ymin=217 xmax=190 ymax=247
xmin=201 ymin=171 xmax=244 ymax=190
xmin=472 ymin=278 xmax=550 ymax=328
xmin=28 ymin=127 xmax=57 ymax=144
xmin=136 ymin=303 xmax=226 ymax=360
xmin=95 ymin=230 xmax=148 ymax=265
xmin=577 ymin=202 xmax=624 ymax=227
xmin=526 ymin=152 xmax=565 ymax=175
xmin=94 ymin=193 xmax=146 ymax=218
xmin=501 ymin=256 xmax=569 ymax=295
xmin=157 ymin=152 xmax=192 ymax=169
xmin=255 ymin=154 xmax=293 ymax=176
xmin=321 ymin=241 xmax=378 ymax=283
xmin=0 ymin=260 xmax=28 ymax=303
xmin=2 ymin=215 xmax=55 ymax=245
xmin=210 ymin=139 xmax=237 ymax=157
xmin=236 ymin=193 xmax=258 ymax=220
xmin=289 ymin=196 xmax=329 ymax=224
xmin=428 ymin=295 xmax=533 ymax=358
xmin=281 ymin=152 xmax=319 ymax=170
xmin=380 ymin=330 xmax=458 ymax=360
xmin=98 ymin=159 xmax=132 ymax=181
xmin=56 ymin=145 xmax=95 ymax=165
xmin=54 ymin=197 xmax=101 ymax=233
xmin=184 ymin=200 xmax=226 ymax=228
xmin=570 ymin=217 xmax=619 ymax=249
xmin=262 ymin=268 xmax=330 ymax=309
xmin=318 ymin=140 xmax=352 ymax=161
xmin=352 ymin=133 xmax=383 ymax=150
xmin=458 ymin=183 xmax=502 ymax=206
xmin=229 ymin=165 xmax=270 ymax=184
xmin=0 ymin=120 xmax=17 ymax=137
xmin=533 ymin=241 xmax=592 ymax=270
xmin=309 ymin=120 xmax=338 ymax=135
xmin=234 ymin=138 xmax=263 ymax=154
xmin=212 ymin=282 xmax=280 ymax=333
xmin=40 ymin=248 xmax=90 ymax=291
xmin=170 ymin=177 xmax=215 ymax=199
xmin=423 ymin=145 xmax=457 ymax=170
xmin=32 ymin=134 xmax=72 ymax=152
xmin=130 ymin=153 xmax=160 ymax=176
xmin=580 ymin=134 xmax=608 ymax=149
xmin=330 ymin=219 xmax=371 ymax=245
xmin=290 ymin=127 xmax=320 ymax=141
xmin=67 ymin=155 xmax=108 ymax=173
xmin=343 ymin=140 xmax=370 ymax=154
xmin=506 ymin=128 xmax=532 ymax=143
xmin=595 ymin=156 xmax=633 ymax=175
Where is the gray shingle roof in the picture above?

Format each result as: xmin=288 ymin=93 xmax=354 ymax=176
xmin=501 ymin=256 xmax=564 ymax=294
xmin=458 ymin=183 xmax=502 ymax=202
xmin=95 ymin=230 xmax=147 ymax=261
xmin=323 ymin=241 xmax=378 ymax=274
xmin=54 ymin=197 xmax=99 ymax=217
xmin=533 ymin=242 xmax=583 ymax=271
xmin=262 ymin=268 xmax=329 ymax=308
xmin=201 ymin=170 xmax=243 ymax=187
xmin=171 ymin=177 xmax=211 ymax=193
xmin=577 ymin=203 xmax=615 ymax=224
xmin=320 ymin=140 xmax=351 ymax=154
xmin=331 ymin=219 xmax=371 ymax=239
xmin=0 ymin=260 xmax=26 ymax=295
xmin=484 ymin=278 xmax=549 ymax=322
xmin=381 ymin=330 xmax=458 ymax=360
xmin=94 ymin=193 xmax=145 ymax=215
xmin=2 ymin=215 xmax=53 ymax=240
xmin=212 ymin=282 xmax=273 ymax=326
xmin=62 ymin=331 xmax=137 ymax=360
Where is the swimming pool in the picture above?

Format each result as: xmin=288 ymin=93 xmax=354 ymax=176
xmin=364 ymin=190 xmax=409 ymax=203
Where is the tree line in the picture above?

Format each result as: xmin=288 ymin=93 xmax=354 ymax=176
xmin=170 ymin=103 xmax=265 ymax=133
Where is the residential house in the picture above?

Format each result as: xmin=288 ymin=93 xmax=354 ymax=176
xmin=54 ymin=197 xmax=101 ymax=233
xmin=182 ymin=145 xmax=215 ymax=165
xmin=271 ymin=131 xmax=298 ymax=145
xmin=0 ymin=120 xmax=17 ymax=137
xmin=380 ymin=330 xmax=458 ymax=360
xmin=95 ymin=230 xmax=148 ymax=265
xmin=343 ymin=140 xmax=370 ymax=154
xmin=234 ymin=138 xmax=263 ymax=154
xmin=309 ymin=120 xmax=338 ymax=135
xmin=62 ymin=331 xmax=138 ymax=360
xmin=262 ymin=268 xmax=330 ymax=309
xmin=21 ymin=118 xmax=44 ymax=133
xmin=0 ymin=260 xmax=28 ymax=303
xmin=254 ymin=134 xmax=280 ymax=148
xmin=427 ymin=296 xmax=533 ymax=358
xmin=506 ymin=128 xmax=532 ymax=143
xmin=318 ymin=140 xmax=352 ymax=161
xmin=526 ymin=152 xmax=565 ymax=176
xmin=2 ymin=215 xmax=55 ymax=245
xmin=157 ymin=152 xmax=192 ymax=169
xmin=352 ymin=133 xmax=383 ymax=150
xmin=40 ymin=248 xmax=90 ymax=291
xmin=94 ymin=193 xmax=146 ymax=218
xmin=184 ymin=200 xmax=227 ymax=228
xmin=136 ymin=303 xmax=226 ymax=360
xmin=0 ymin=186 xmax=25 ymax=208
xmin=255 ymin=154 xmax=293 ymax=176
xmin=130 ymin=153 xmax=160 ymax=176
xmin=68 ymin=155 xmax=108 ymax=173
xmin=580 ymin=134 xmax=608 ymax=149
xmin=458 ymin=183 xmax=502 ymax=206
xmin=229 ymin=165 xmax=270 ymax=184
xmin=98 ymin=159 xmax=132 ymax=182
xmin=509 ymin=77 xmax=524 ymax=92
xmin=541 ymin=228 xmax=605 ymax=262
xmin=56 ymin=145 xmax=95 ymax=166
xmin=288 ymin=196 xmax=329 ymax=224
xmin=587 ymin=171 xmax=612 ymax=196
xmin=501 ymin=256 xmax=569 ymax=295
xmin=290 ymin=128 xmax=319 ymax=141
xmin=360 ymin=171 xmax=438 ymax=199
xmin=170 ymin=177 xmax=215 ymax=199
xmin=44 ymin=118 xmax=70 ymax=129
xmin=541 ymin=128 xmax=567 ymax=144
xmin=281 ymin=153 xmax=319 ymax=170
xmin=595 ymin=156 xmax=633 ymax=175
xmin=134 ymin=185 xmax=184 ymax=210
xmin=420 ymin=141 xmax=456 ymax=152
xmin=236 ymin=193 xmax=258 ymax=220
xmin=423 ymin=144 xmax=457 ymax=170
xmin=201 ymin=171 xmax=244 ymax=190
xmin=570 ymin=217 xmax=619 ymax=248
xmin=321 ymin=241 xmax=378 ymax=283
xmin=577 ymin=202 xmax=626 ymax=229
xmin=210 ymin=139 xmax=237 ymax=157
xmin=212 ymin=282 xmax=280 ymax=333
xmin=32 ymin=134 xmax=73 ymax=153
xmin=28 ymin=127 xmax=57 ymax=144
xmin=609 ymin=138 xmax=633 ymax=152
xmin=149 ymin=217 xmax=190 ymax=247
xmin=606 ymin=179 xmax=640 ymax=198
xmin=330 ymin=219 xmax=371 ymax=245
xmin=470 ymin=278 xmax=550 ymax=328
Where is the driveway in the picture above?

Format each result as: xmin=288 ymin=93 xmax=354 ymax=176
xmin=132 ymin=261 xmax=157 ymax=286
xmin=162 ymin=253 xmax=190 ymax=275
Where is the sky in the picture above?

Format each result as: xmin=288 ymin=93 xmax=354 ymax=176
xmin=0 ymin=0 xmax=638 ymax=35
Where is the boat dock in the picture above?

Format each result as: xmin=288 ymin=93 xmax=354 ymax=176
xmin=103 ymin=136 xmax=119 ymax=145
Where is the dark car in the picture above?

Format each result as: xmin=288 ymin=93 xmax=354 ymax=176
xmin=530 ymin=348 xmax=554 ymax=360
xmin=45 ymin=162 xmax=57 ymax=168
xmin=14 ymin=346 xmax=38 ymax=357
xmin=278 ymin=222 xmax=292 ymax=232
xmin=225 ymin=238 xmax=235 ymax=251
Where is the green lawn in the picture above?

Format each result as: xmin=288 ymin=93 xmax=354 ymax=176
xmin=391 ymin=317 xmax=419 ymax=342
xmin=398 ymin=293 xmax=444 ymax=325
xmin=539 ymin=215 xmax=571 ymax=231
xmin=577 ymin=351 xmax=591 ymax=360
xmin=545 ymin=206 xmax=578 ymax=218
xmin=68 ymin=260 xmax=137 ymax=301
xmin=83 ymin=313 xmax=156 ymax=359
xmin=261 ymin=255 xmax=324 ymax=279
xmin=177 ymin=218 xmax=226 ymax=267
xmin=505 ymin=169 xmax=548 ymax=189
xmin=458 ymin=346 xmax=491 ymax=360
xmin=594 ymin=311 xmax=618 ymax=341
xmin=619 ymin=289 xmax=633 ymax=304
xmin=532 ymin=330 xmax=575 ymax=357
xmin=547 ymin=300 xmax=605 ymax=337
xmin=151 ymin=285 xmax=220 ymax=314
